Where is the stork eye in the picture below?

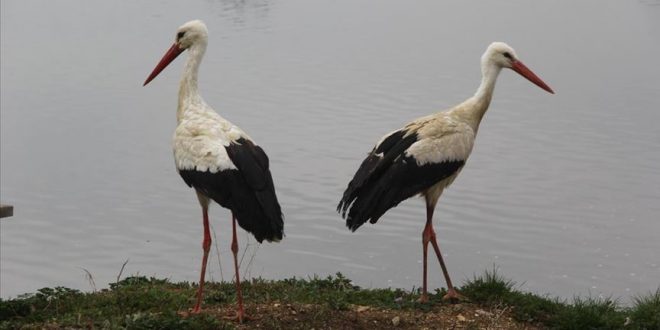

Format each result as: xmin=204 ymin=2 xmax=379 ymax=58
xmin=503 ymin=52 xmax=512 ymax=59
xmin=177 ymin=31 xmax=185 ymax=39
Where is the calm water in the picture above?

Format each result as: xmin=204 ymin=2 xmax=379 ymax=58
xmin=2 ymin=0 xmax=659 ymax=302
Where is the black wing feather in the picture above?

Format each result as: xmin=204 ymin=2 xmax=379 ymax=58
xmin=337 ymin=129 xmax=417 ymax=216
xmin=345 ymin=155 xmax=464 ymax=231
xmin=338 ymin=129 xmax=464 ymax=231
xmin=179 ymin=137 xmax=284 ymax=243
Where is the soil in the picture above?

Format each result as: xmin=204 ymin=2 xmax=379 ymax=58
xmin=199 ymin=302 xmax=541 ymax=329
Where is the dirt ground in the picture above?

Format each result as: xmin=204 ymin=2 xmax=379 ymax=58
xmin=202 ymin=302 xmax=541 ymax=329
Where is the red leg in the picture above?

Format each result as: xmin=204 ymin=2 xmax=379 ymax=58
xmin=192 ymin=205 xmax=211 ymax=314
xmin=420 ymin=218 xmax=431 ymax=303
xmin=424 ymin=199 xmax=463 ymax=302
xmin=231 ymin=213 xmax=245 ymax=322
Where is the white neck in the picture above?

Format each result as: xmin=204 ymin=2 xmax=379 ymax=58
xmin=177 ymin=41 xmax=207 ymax=122
xmin=453 ymin=61 xmax=502 ymax=130
xmin=474 ymin=61 xmax=501 ymax=102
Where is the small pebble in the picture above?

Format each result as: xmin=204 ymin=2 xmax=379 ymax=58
xmin=475 ymin=309 xmax=492 ymax=316
xmin=356 ymin=305 xmax=370 ymax=313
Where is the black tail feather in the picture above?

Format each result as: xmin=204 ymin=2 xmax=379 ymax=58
xmin=341 ymin=154 xmax=465 ymax=231
xmin=179 ymin=169 xmax=284 ymax=243
xmin=338 ymin=129 xmax=419 ymax=222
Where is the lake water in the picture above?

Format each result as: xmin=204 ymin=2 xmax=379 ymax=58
xmin=1 ymin=0 xmax=659 ymax=303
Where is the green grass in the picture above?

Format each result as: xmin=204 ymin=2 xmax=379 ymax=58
xmin=1 ymin=271 xmax=658 ymax=329
xmin=0 ymin=279 xmax=223 ymax=330
xmin=628 ymin=289 xmax=660 ymax=330
xmin=0 ymin=273 xmax=417 ymax=329
xmin=461 ymin=268 xmax=659 ymax=329
xmin=206 ymin=272 xmax=426 ymax=312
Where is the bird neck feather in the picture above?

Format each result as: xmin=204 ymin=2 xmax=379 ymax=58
xmin=177 ymin=42 xmax=206 ymax=122
xmin=453 ymin=62 xmax=502 ymax=131
xmin=474 ymin=62 xmax=501 ymax=105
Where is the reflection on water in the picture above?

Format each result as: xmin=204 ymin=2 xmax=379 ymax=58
xmin=1 ymin=0 xmax=659 ymax=302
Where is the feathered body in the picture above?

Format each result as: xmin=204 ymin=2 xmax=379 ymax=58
xmin=337 ymin=42 xmax=554 ymax=302
xmin=143 ymin=20 xmax=284 ymax=317
xmin=338 ymin=97 xmax=486 ymax=231
xmin=168 ymin=21 xmax=283 ymax=243
xmin=174 ymin=104 xmax=284 ymax=242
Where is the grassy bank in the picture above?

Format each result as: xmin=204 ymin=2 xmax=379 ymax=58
xmin=1 ymin=270 xmax=658 ymax=329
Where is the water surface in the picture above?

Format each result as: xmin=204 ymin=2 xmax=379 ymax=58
xmin=2 ymin=0 xmax=659 ymax=302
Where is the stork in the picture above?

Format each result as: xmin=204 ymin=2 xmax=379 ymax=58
xmin=143 ymin=20 xmax=284 ymax=320
xmin=337 ymin=42 xmax=554 ymax=302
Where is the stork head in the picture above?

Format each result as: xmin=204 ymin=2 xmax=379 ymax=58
xmin=143 ymin=20 xmax=208 ymax=86
xmin=482 ymin=42 xmax=554 ymax=94
xmin=174 ymin=20 xmax=209 ymax=50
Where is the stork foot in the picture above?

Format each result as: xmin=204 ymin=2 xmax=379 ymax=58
xmin=442 ymin=288 xmax=466 ymax=303
xmin=179 ymin=306 xmax=203 ymax=317
xmin=222 ymin=311 xmax=247 ymax=323
xmin=236 ymin=311 xmax=246 ymax=324
xmin=189 ymin=304 xmax=203 ymax=315
xmin=417 ymin=293 xmax=430 ymax=304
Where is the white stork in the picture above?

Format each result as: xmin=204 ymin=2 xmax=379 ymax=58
xmin=338 ymin=42 xmax=554 ymax=302
xmin=143 ymin=20 xmax=284 ymax=319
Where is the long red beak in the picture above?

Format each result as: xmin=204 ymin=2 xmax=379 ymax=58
xmin=510 ymin=60 xmax=554 ymax=94
xmin=143 ymin=43 xmax=184 ymax=86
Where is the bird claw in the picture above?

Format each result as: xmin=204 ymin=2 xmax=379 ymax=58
xmin=188 ymin=305 xmax=203 ymax=315
xmin=178 ymin=306 xmax=202 ymax=317
xmin=222 ymin=311 xmax=247 ymax=323
xmin=442 ymin=288 xmax=466 ymax=303
xmin=417 ymin=289 xmax=465 ymax=304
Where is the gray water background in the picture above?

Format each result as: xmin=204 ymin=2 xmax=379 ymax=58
xmin=1 ymin=0 xmax=659 ymax=302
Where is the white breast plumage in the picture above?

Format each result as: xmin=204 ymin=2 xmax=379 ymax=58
xmin=405 ymin=118 xmax=475 ymax=166
xmin=173 ymin=109 xmax=248 ymax=173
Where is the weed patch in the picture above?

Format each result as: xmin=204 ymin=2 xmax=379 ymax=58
xmin=1 ymin=271 xmax=658 ymax=329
